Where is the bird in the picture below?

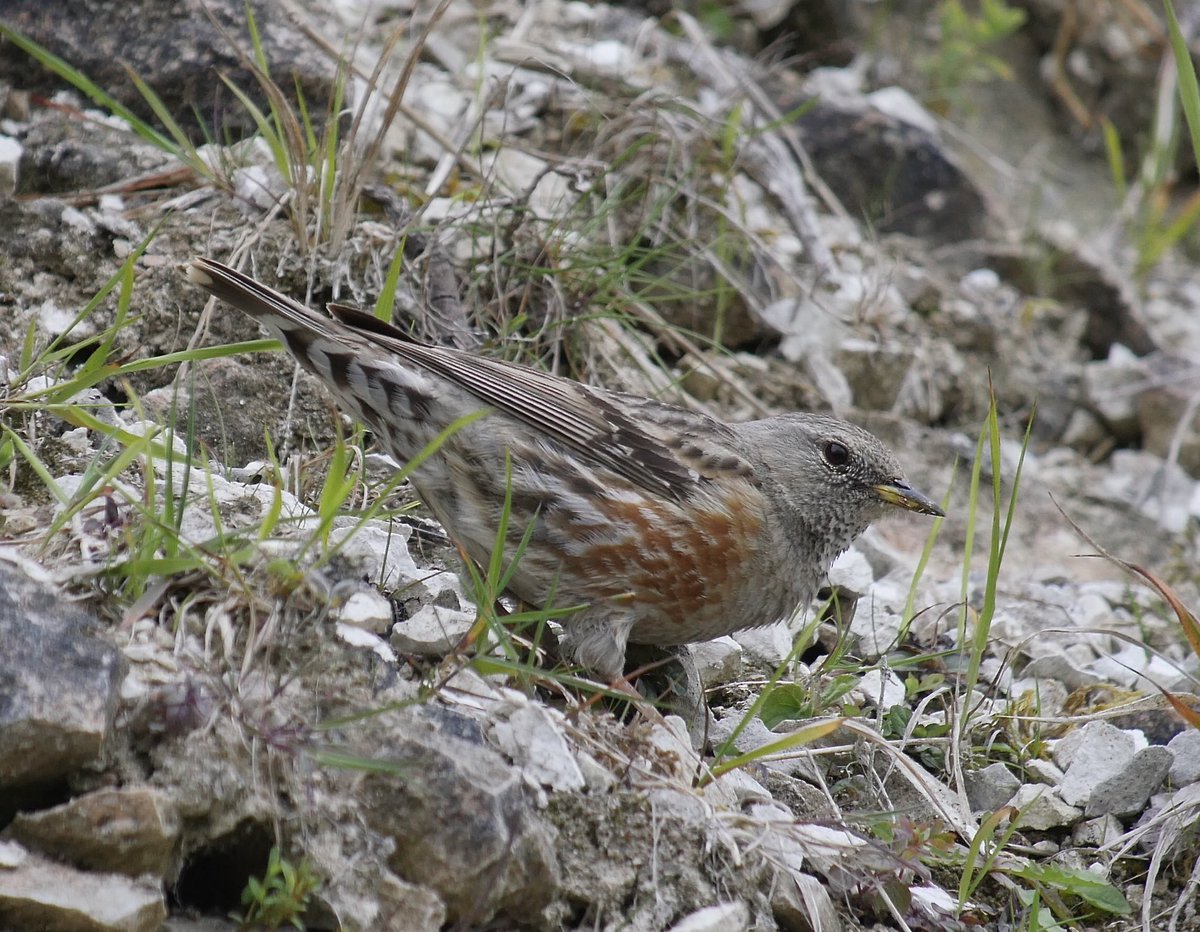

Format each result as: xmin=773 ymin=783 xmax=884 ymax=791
xmin=187 ymin=257 xmax=944 ymax=681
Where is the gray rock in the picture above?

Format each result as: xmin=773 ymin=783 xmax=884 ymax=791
xmin=1056 ymin=721 xmax=1137 ymax=808
xmin=834 ymin=339 xmax=915 ymax=412
xmin=5 ymin=787 xmax=179 ymax=879
xmin=0 ymin=0 xmax=339 ymax=149
xmin=1021 ymin=652 xmax=1101 ymax=691
xmin=0 ymin=844 xmax=166 ymax=931
xmin=790 ymin=97 xmax=992 ymax=245
xmin=1085 ymin=746 xmax=1173 ymax=818
xmin=689 ymin=637 xmax=744 ymax=689
xmin=760 ymin=771 xmax=837 ymax=822
xmin=1138 ymin=367 xmax=1200 ymax=476
xmin=706 ymin=712 xmax=825 ymax=782
xmin=963 ymin=763 xmax=1020 ymax=813
xmin=770 ymin=869 xmax=842 ymax=932
xmin=1023 ymin=758 xmax=1066 ymax=787
xmin=0 ymin=565 xmax=122 ymax=789
xmin=358 ymin=705 xmax=558 ymax=926
xmin=1080 ymin=345 xmax=1145 ymax=443
xmin=375 ymin=875 xmax=446 ymax=932
xmin=1072 ymin=814 xmax=1123 ymax=847
xmin=1168 ymin=730 xmax=1200 ymax=786
xmin=1009 ymin=785 xmax=1082 ymax=831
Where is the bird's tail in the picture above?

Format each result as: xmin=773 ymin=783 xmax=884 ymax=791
xmin=186 ymin=257 xmax=343 ymax=343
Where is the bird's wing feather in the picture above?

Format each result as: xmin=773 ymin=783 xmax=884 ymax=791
xmin=191 ymin=258 xmax=754 ymax=501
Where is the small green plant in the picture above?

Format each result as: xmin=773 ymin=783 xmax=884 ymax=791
xmin=233 ymin=846 xmax=321 ymax=931
xmin=920 ymin=0 xmax=1027 ymax=114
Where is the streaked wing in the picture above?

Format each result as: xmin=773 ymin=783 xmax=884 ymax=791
xmin=328 ymin=308 xmax=761 ymax=500
xmin=191 ymin=258 xmax=754 ymax=501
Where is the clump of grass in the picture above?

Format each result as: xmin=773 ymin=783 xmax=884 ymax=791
xmin=0 ymin=2 xmax=451 ymax=255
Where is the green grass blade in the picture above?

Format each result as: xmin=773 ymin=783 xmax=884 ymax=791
xmin=1165 ymin=0 xmax=1200 ymax=168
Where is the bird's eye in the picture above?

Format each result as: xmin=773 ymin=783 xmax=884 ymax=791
xmin=822 ymin=440 xmax=850 ymax=468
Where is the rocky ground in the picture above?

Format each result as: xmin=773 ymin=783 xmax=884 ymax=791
xmin=1 ymin=0 xmax=1200 ymax=930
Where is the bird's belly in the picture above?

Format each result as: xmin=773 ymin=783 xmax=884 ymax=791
xmin=623 ymin=571 xmax=806 ymax=646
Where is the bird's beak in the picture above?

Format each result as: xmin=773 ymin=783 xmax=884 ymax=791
xmin=872 ymin=481 xmax=945 ymax=517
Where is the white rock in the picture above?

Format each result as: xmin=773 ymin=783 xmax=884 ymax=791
xmin=0 ymin=848 xmax=166 ymax=928
xmin=1009 ymin=784 xmax=1082 ymax=830
xmin=0 ymin=839 xmax=27 ymax=868
xmin=827 ymin=547 xmax=875 ymax=593
xmin=1007 ymin=677 xmax=1068 ymax=716
xmin=732 ymin=622 xmax=794 ymax=669
xmin=333 ymin=588 xmax=393 ymax=633
xmin=642 ymin=716 xmax=703 ymax=784
xmin=0 ymin=134 xmax=20 ymax=193
xmin=487 ymin=701 xmax=585 ymax=792
xmin=60 ymin=205 xmax=95 ymax=234
xmin=737 ymin=0 xmax=793 ymax=29
xmin=910 ymin=884 xmax=962 ymax=923
xmin=485 ymin=148 xmax=572 ymax=214
xmin=867 ymin=86 xmax=939 ymax=133
xmin=667 ymin=901 xmax=750 ymax=932
xmin=564 ymin=39 xmax=634 ymax=76
xmin=1022 ymin=651 xmax=1100 ymax=691
xmin=1082 ymin=345 xmax=1144 ymax=434
xmin=960 ymin=268 xmax=1001 ymax=293
xmin=392 ymin=604 xmax=475 ymax=655
xmin=412 ymin=77 xmax=468 ymax=125
xmin=701 ymin=766 xmax=772 ymax=811
xmin=37 ymin=299 xmax=87 ymax=338
xmin=852 ymin=669 xmax=906 ymax=710
xmin=706 ymin=710 xmax=823 ymax=781
xmin=233 ymin=164 xmax=283 ymax=212
xmin=1086 ymin=645 xmax=1189 ymax=690
xmin=804 ymin=65 xmax=865 ymax=101
xmin=1024 ymin=758 xmax=1066 ymax=786
xmin=334 ymin=624 xmax=397 ymax=663
xmin=1100 ymin=450 xmax=1196 ymax=534
xmin=1067 ymin=592 xmax=1113 ymax=629
xmin=848 ymin=604 xmax=904 ymax=658
xmin=328 ymin=523 xmax=421 ymax=592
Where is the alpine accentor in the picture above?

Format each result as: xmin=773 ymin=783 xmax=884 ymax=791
xmin=188 ymin=258 xmax=943 ymax=679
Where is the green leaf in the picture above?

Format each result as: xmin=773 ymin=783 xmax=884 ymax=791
xmin=759 ymin=683 xmax=813 ymax=728
xmin=1009 ymin=861 xmax=1131 ymax=915
xmin=1165 ymin=0 xmax=1200 ymax=172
